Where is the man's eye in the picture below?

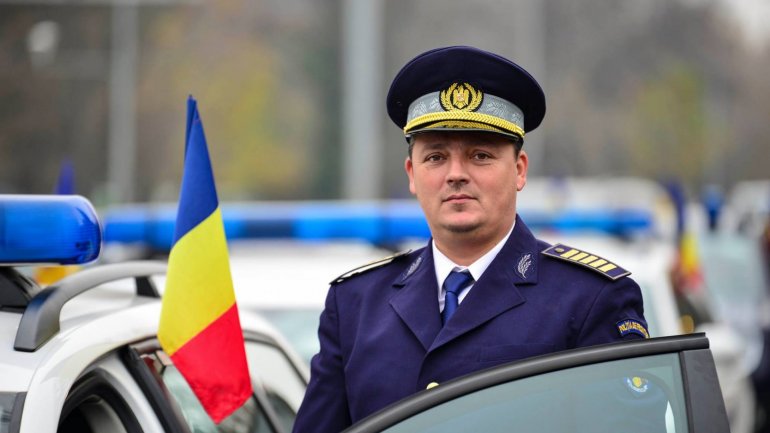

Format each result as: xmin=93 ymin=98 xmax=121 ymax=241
xmin=425 ymin=154 xmax=444 ymax=162
xmin=473 ymin=153 xmax=491 ymax=160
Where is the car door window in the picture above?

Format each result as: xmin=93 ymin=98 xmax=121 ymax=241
xmin=158 ymin=363 xmax=271 ymax=433
xmin=244 ymin=340 xmax=307 ymax=432
xmin=0 ymin=393 xmax=22 ymax=433
xmin=131 ymin=336 xmax=306 ymax=433
xmin=380 ymin=353 xmax=685 ymax=433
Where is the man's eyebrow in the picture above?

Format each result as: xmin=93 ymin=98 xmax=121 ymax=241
xmin=418 ymin=141 xmax=448 ymax=151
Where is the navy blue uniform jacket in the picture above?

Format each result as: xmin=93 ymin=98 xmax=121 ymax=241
xmin=293 ymin=216 xmax=648 ymax=432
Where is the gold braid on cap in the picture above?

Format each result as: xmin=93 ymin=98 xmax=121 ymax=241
xmin=404 ymin=111 xmax=525 ymax=138
xmin=428 ymin=120 xmax=510 ymax=134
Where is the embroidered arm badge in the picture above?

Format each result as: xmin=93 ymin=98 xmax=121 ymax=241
xmin=616 ymin=319 xmax=650 ymax=339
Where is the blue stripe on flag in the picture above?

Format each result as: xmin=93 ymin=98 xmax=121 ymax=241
xmin=185 ymin=95 xmax=196 ymax=155
xmin=173 ymin=97 xmax=219 ymax=244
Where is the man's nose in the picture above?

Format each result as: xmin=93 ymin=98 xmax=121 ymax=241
xmin=446 ymin=156 xmax=469 ymax=184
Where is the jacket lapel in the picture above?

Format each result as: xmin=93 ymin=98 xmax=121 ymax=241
xmin=389 ymin=247 xmax=442 ymax=351
xmin=429 ymin=216 xmax=540 ymax=352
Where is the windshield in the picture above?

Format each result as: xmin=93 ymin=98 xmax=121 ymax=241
xmin=257 ymin=309 xmax=323 ymax=363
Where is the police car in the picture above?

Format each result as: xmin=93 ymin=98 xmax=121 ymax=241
xmin=0 ymin=195 xmax=308 ymax=433
xmin=101 ymin=200 xmax=427 ymax=364
xmin=534 ymin=233 xmax=756 ymax=433
xmin=344 ymin=333 xmax=729 ymax=433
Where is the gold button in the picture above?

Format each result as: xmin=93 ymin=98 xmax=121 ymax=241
xmin=426 ymin=382 xmax=439 ymax=389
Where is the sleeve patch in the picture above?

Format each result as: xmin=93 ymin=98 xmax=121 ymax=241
xmin=616 ymin=319 xmax=650 ymax=339
xmin=541 ymin=243 xmax=631 ymax=280
xmin=330 ymin=250 xmax=412 ymax=284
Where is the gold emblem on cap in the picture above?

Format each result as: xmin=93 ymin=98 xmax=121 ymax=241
xmin=440 ymin=83 xmax=483 ymax=112
xmin=426 ymin=382 xmax=439 ymax=389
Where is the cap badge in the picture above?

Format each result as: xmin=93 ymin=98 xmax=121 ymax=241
xmin=440 ymin=82 xmax=483 ymax=112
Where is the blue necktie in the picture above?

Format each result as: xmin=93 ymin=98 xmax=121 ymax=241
xmin=441 ymin=270 xmax=474 ymax=325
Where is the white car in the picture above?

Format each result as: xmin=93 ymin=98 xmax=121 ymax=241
xmin=0 ymin=195 xmax=308 ymax=433
xmin=103 ymin=202 xmax=401 ymax=364
xmin=227 ymin=240 xmax=393 ymax=363
xmin=536 ymin=232 xmax=755 ymax=433
xmin=346 ymin=333 xmax=730 ymax=433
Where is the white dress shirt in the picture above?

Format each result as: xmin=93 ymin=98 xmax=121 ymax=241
xmin=433 ymin=220 xmax=515 ymax=312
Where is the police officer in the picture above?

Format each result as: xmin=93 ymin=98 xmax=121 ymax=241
xmin=292 ymin=46 xmax=650 ymax=432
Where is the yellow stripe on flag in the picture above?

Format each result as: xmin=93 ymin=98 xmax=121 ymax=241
xmin=159 ymin=207 xmax=235 ymax=355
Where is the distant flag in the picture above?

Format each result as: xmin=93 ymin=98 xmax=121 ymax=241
xmin=34 ymin=158 xmax=79 ymax=286
xmin=158 ymin=96 xmax=252 ymax=423
xmin=663 ymin=180 xmax=709 ymax=333
xmin=54 ymin=159 xmax=75 ymax=195
xmin=674 ymin=231 xmax=705 ymax=291
xmin=665 ymin=180 xmax=704 ymax=292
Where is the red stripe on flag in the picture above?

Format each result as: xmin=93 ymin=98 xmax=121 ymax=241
xmin=170 ymin=304 xmax=252 ymax=423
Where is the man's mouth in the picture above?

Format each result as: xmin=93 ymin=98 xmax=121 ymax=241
xmin=444 ymin=194 xmax=474 ymax=203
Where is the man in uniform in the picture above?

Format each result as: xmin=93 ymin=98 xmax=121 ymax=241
xmin=292 ymin=46 xmax=650 ymax=432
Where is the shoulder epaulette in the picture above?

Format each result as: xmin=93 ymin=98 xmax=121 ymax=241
xmin=330 ymin=250 xmax=412 ymax=284
xmin=541 ymin=243 xmax=631 ymax=281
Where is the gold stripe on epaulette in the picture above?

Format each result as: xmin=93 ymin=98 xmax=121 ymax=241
xmin=599 ymin=263 xmax=617 ymax=272
xmin=570 ymin=252 xmax=589 ymax=261
xmin=542 ymin=243 xmax=630 ymax=281
xmin=579 ymin=255 xmax=598 ymax=264
xmin=330 ymin=250 xmax=412 ymax=284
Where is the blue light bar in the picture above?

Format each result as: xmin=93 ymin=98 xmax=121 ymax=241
xmin=522 ymin=209 xmax=653 ymax=236
xmin=103 ymin=201 xmax=431 ymax=251
xmin=102 ymin=201 xmax=653 ymax=251
xmin=0 ymin=195 xmax=101 ymax=264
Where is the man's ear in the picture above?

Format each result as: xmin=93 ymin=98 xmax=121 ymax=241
xmin=516 ymin=150 xmax=528 ymax=191
xmin=405 ymin=157 xmax=416 ymax=195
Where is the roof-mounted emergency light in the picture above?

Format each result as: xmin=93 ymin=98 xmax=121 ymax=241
xmin=0 ymin=195 xmax=101 ymax=265
xmin=102 ymin=201 xmax=653 ymax=252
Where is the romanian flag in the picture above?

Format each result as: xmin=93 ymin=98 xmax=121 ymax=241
xmin=158 ymin=97 xmax=252 ymax=423
xmin=53 ymin=159 xmax=75 ymax=195
xmin=676 ymin=231 xmax=704 ymax=290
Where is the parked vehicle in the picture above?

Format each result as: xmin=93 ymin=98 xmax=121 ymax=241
xmin=0 ymin=195 xmax=307 ymax=433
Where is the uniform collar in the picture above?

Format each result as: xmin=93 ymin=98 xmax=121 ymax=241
xmin=504 ymin=214 xmax=539 ymax=285
xmin=432 ymin=220 xmax=515 ymax=286
xmin=396 ymin=214 xmax=539 ymax=287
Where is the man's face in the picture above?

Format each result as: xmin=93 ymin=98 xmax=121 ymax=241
xmin=405 ymin=131 xmax=528 ymax=245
